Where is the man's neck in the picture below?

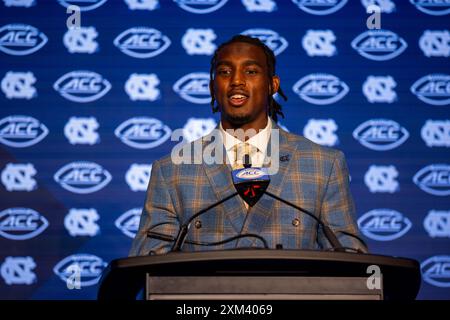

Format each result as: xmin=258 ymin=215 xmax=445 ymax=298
xmin=221 ymin=117 xmax=269 ymax=141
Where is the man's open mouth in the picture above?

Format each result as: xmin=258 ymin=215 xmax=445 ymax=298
xmin=228 ymin=93 xmax=249 ymax=106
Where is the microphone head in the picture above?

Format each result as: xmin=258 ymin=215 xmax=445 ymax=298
xmin=232 ymin=167 xmax=270 ymax=207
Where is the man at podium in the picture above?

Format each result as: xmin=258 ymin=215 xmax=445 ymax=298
xmin=129 ymin=35 xmax=368 ymax=257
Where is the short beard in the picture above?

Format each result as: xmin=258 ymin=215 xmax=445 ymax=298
xmin=222 ymin=112 xmax=252 ymax=128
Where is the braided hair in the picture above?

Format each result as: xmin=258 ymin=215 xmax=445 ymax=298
xmin=210 ymin=35 xmax=287 ymax=122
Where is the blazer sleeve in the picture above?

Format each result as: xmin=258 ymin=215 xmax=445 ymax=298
xmin=129 ymin=160 xmax=180 ymax=256
xmin=317 ymin=151 xmax=369 ymax=253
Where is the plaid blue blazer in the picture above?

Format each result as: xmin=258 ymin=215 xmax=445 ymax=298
xmin=129 ymin=122 xmax=368 ymax=256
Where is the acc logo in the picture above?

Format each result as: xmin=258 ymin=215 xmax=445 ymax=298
xmin=64 ymin=117 xmax=100 ymax=145
xmin=364 ymin=165 xmax=399 ymax=193
xmin=64 ymin=208 xmax=100 ymax=237
xmin=413 ymin=164 xmax=450 ymax=196
xmin=53 ymin=254 xmax=107 ymax=287
xmin=421 ymin=120 xmax=450 ymax=148
xmin=58 ymin=0 xmax=107 ymax=11
xmin=1 ymin=163 xmax=37 ymax=191
xmin=410 ymin=74 xmax=450 ymax=106
xmin=124 ymin=0 xmax=159 ymax=10
xmin=410 ymin=0 xmax=450 ymax=16
xmin=292 ymin=0 xmax=347 ymax=15
xmin=114 ymin=27 xmax=171 ymax=58
xmin=125 ymin=164 xmax=152 ymax=191
xmin=241 ymin=29 xmax=288 ymax=56
xmin=361 ymin=0 xmax=395 ymax=13
xmin=125 ymin=73 xmax=160 ymax=101
xmin=0 ymin=24 xmax=47 ymax=56
xmin=182 ymin=28 xmax=217 ymax=55
xmin=63 ymin=26 xmax=99 ymax=54
xmin=3 ymin=0 xmax=36 ymax=7
xmin=353 ymin=119 xmax=409 ymax=151
xmin=358 ymin=209 xmax=412 ymax=241
xmin=242 ymin=0 xmax=277 ymax=12
xmin=293 ymin=74 xmax=349 ymax=105
xmin=363 ymin=76 xmax=397 ymax=103
xmin=236 ymin=168 xmax=266 ymax=179
xmin=115 ymin=208 xmax=142 ymax=238
xmin=302 ymin=30 xmax=336 ymax=57
xmin=174 ymin=0 xmax=229 ymax=14
xmin=115 ymin=117 xmax=171 ymax=149
xmin=421 ymin=256 xmax=450 ymax=288
xmin=1 ymin=256 xmax=36 ymax=285
xmin=1 ymin=71 xmax=36 ymax=99
xmin=351 ymin=30 xmax=407 ymax=61
xmin=54 ymin=162 xmax=112 ymax=194
xmin=303 ymin=119 xmax=338 ymax=147
xmin=173 ymin=72 xmax=210 ymax=104
xmin=183 ymin=117 xmax=217 ymax=143
xmin=0 ymin=115 xmax=48 ymax=148
xmin=419 ymin=30 xmax=450 ymax=57
xmin=53 ymin=71 xmax=111 ymax=103
xmin=0 ymin=208 xmax=48 ymax=240
xmin=424 ymin=210 xmax=450 ymax=238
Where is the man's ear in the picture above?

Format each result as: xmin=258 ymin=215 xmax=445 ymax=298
xmin=271 ymin=76 xmax=280 ymax=95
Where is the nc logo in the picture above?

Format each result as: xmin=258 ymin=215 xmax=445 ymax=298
xmin=292 ymin=74 xmax=349 ymax=105
xmin=358 ymin=209 xmax=412 ymax=241
xmin=1 ymin=163 xmax=37 ymax=192
xmin=413 ymin=164 xmax=450 ymax=196
xmin=3 ymin=0 xmax=36 ymax=7
xmin=125 ymin=164 xmax=152 ymax=191
xmin=114 ymin=27 xmax=171 ymax=58
xmin=53 ymin=71 xmax=111 ymax=103
xmin=421 ymin=120 xmax=450 ymax=148
xmin=1 ymin=256 xmax=36 ymax=285
xmin=351 ymin=30 xmax=407 ymax=61
xmin=124 ymin=0 xmax=159 ymax=10
xmin=115 ymin=117 xmax=171 ymax=149
xmin=0 ymin=24 xmax=47 ymax=56
xmin=363 ymin=76 xmax=397 ymax=103
xmin=63 ymin=26 xmax=98 ymax=54
xmin=411 ymin=74 xmax=450 ymax=106
xmin=0 ymin=208 xmax=49 ymax=240
xmin=292 ymin=0 xmax=348 ymax=15
xmin=58 ymin=0 xmax=107 ymax=11
xmin=182 ymin=28 xmax=217 ymax=55
xmin=173 ymin=72 xmax=211 ymax=104
xmin=1 ymin=71 xmax=36 ymax=99
xmin=353 ymin=119 xmax=409 ymax=151
xmin=419 ymin=30 xmax=450 ymax=57
xmin=241 ymin=29 xmax=288 ymax=56
xmin=0 ymin=115 xmax=48 ymax=148
xmin=303 ymin=119 xmax=338 ymax=147
xmin=125 ymin=73 xmax=160 ymax=101
xmin=174 ymin=0 xmax=229 ymax=14
xmin=53 ymin=254 xmax=107 ymax=287
xmin=115 ymin=208 xmax=142 ymax=238
xmin=302 ymin=30 xmax=336 ymax=57
xmin=183 ymin=118 xmax=217 ymax=143
xmin=361 ymin=0 xmax=395 ymax=13
xmin=421 ymin=256 xmax=450 ymax=288
xmin=64 ymin=208 xmax=100 ymax=237
xmin=64 ymin=117 xmax=100 ymax=145
xmin=410 ymin=0 xmax=450 ymax=16
xmin=424 ymin=210 xmax=450 ymax=238
xmin=54 ymin=161 xmax=112 ymax=194
xmin=364 ymin=165 xmax=399 ymax=193
xmin=242 ymin=0 xmax=277 ymax=12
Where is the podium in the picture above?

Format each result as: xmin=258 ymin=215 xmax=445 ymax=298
xmin=97 ymin=250 xmax=421 ymax=300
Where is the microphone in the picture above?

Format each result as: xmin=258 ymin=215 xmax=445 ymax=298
xmin=231 ymin=164 xmax=346 ymax=252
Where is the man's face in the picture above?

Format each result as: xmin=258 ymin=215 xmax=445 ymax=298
xmin=210 ymin=42 xmax=280 ymax=130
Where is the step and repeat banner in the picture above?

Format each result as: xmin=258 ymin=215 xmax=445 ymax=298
xmin=0 ymin=0 xmax=449 ymax=299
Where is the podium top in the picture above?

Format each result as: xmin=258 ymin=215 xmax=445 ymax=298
xmin=97 ymin=249 xmax=421 ymax=300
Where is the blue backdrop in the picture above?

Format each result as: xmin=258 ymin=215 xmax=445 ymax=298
xmin=0 ymin=0 xmax=449 ymax=299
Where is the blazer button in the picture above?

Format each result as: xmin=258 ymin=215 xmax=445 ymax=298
xmin=194 ymin=220 xmax=202 ymax=229
xmin=292 ymin=218 xmax=300 ymax=227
